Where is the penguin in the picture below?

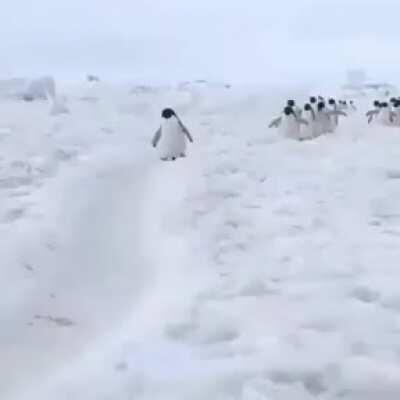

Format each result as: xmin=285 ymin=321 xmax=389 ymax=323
xmin=327 ymin=98 xmax=339 ymax=132
xmin=390 ymin=98 xmax=399 ymax=113
xmin=377 ymin=102 xmax=396 ymax=125
xmin=373 ymin=100 xmax=381 ymax=110
xmin=152 ymin=108 xmax=193 ymax=161
xmin=392 ymin=100 xmax=400 ymax=125
xmin=309 ymin=96 xmax=317 ymax=107
xmin=366 ymin=101 xmax=381 ymax=124
xmin=315 ymin=101 xmax=347 ymax=135
xmin=309 ymin=96 xmax=318 ymax=114
xmin=287 ymin=99 xmax=302 ymax=118
xmin=327 ymin=98 xmax=347 ymax=131
xmin=338 ymin=100 xmax=348 ymax=111
xmin=269 ymin=106 xmax=308 ymax=140
xmin=314 ymin=102 xmax=330 ymax=135
xmin=300 ymin=103 xmax=317 ymax=139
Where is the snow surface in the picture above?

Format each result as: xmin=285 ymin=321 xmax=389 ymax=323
xmin=1 ymin=83 xmax=400 ymax=400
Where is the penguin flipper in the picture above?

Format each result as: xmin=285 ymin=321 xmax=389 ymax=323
xmin=152 ymin=127 xmax=162 ymax=147
xmin=366 ymin=110 xmax=379 ymax=118
xmin=268 ymin=117 xmax=282 ymax=128
xmin=390 ymin=111 xmax=396 ymax=123
xmin=176 ymin=115 xmax=194 ymax=143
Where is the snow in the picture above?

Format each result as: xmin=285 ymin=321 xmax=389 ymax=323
xmin=1 ymin=83 xmax=400 ymax=400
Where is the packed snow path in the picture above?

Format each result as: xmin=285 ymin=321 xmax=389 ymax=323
xmin=1 ymin=86 xmax=400 ymax=400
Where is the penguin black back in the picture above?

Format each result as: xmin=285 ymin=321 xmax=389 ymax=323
xmin=317 ymin=102 xmax=325 ymax=111
xmin=304 ymin=103 xmax=312 ymax=111
xmin=162 ymin=108 xmax=176 ymax=119
xmin=287 ymin=99 xmax=295 ymax=107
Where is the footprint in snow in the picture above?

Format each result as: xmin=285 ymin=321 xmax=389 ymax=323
xmin=2 ymin=207 xmax=27 ymax=222
xmin=238 ymin=281 xmax=279 ymax=297
xmin=34 ymin=315 xmax=75 ymax=327
xmin=114 ymin=361 xmax=129 ymax=372
xmin=351 ymin=286 xmax=380 ymax=304
xmin=22 ymin=263 xmax=35 ymax=273
xmin=0 ymin=176 xmax=33 ymax=189
xmin=165 ymin=322 xmax=197 ymax=341
xmin=54 ymin=148 xmax=79 ymax=162
xmin=268 ymin=370 xmax=328 ymax=396
xmin=165 ymin=322 xmax=239 ymax=345
xmin=386 ymin=170 xmax=400 ymax=180
xmin=382 ymin=229 xmax=400 ymax=237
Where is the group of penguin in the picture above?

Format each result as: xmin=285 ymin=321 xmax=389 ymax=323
xmin=268 ymin=96 xmax=356 ymax=141
xmin=366 ymin=98 xmax=400 ymax=126
xmin=152 ymin=96 xmax=355 ymax=161
xmin=151 ymin=94 xmax=400 ymax=162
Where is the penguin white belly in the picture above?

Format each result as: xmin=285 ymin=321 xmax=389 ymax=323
xmin=320 ymin=113 xmax=332 ymax=134
xmin=325 ymin=109 xmax=335 ymax=133
xmin=314 ymin=113 xmax=326 ymax=136
xmin=158 ymin=118 xmax=186 ymax=159
xmin=329 ymin=107 xmax=339 ymax=130
xmin=280 ymin=117 xmax=300 ymax=140
xmin=299 ymin=113 xmax=314 ymax=139
xmin=395 ymin=110 xmax=400 ymax=125
xmin=378 ymin=110 xmax=392 ymax=126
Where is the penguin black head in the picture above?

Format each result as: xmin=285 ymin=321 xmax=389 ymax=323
xmin=283 ymin=106 xmax=294 ymax=116
xmin=373 ymin=100 xmax=381 ymax=108
xmin=162 ymin=108 xmax=176 ymax=119
xmin=328 ymin=98 xmax=335 ymax=105
xmin=393 ymin=101 xmax=400 ymax=108
xmin=317 ymin=102 xmax=325 ymax=111
xmin=287 ymin=99 xmax=295 ymax=107
xmin=310 ymin=96 xmax=316 ymax=104
xmin=381 ymin=102 xmax=389 ymax=108
xmin=390 ymin=97 xmax=397 ymax=103
xmin=304 ymin=103 xmax=312 ymax=111
xmin=343 ymin=100 xmax=347 ymax=105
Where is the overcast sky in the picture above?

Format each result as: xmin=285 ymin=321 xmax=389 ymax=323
xmin=1 ymin=0 xmax=399 ymax=84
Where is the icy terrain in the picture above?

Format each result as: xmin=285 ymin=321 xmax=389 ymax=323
xmin=1 ymin=82 xmax=400 ymax=400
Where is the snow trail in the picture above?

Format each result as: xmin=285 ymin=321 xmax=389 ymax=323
xmin=1 ymin=140 xmax=202 ymax=399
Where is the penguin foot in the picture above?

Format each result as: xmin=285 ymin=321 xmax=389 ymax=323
xmin=161 ymin=157 xmax=177 ymax=161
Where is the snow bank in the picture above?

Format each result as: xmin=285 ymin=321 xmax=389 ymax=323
xmin=22 ymin=76 xmax=56 ymax=101
xmin=1 ymin=82 xmax=400 ymax=400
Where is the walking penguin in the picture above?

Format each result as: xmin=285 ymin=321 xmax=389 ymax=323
xmin=152 ymin=108 xmax=193 ymax=161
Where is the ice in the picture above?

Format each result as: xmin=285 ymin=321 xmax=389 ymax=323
xmin=1 ymin=82 xmax=400 ymax=399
